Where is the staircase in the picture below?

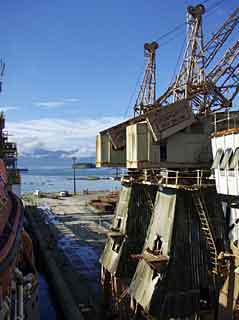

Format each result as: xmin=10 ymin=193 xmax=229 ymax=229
xmin=192 ymin=192 xmax=218 ymax=275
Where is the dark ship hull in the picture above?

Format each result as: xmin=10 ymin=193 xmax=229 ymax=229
xmin=0 ymin=113 xmax=39 ymax=319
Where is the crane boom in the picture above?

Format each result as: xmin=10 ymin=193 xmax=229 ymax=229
xmin=203 ymin=40 xmax=239 ymax=112
xmin=208 ymin=40 xmax=239 ymax=83
xmin=204 ymin=7 xmax=239 ymax=69
xmin=156 ymin=5 xmax=239 ymax=114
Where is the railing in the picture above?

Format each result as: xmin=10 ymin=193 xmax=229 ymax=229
xmin=122 ymin=169 xmax=214 ymax=189
xmin=212 ymin=111 xmax=239 ymax=134
xmin=159 ymin=169 xmax=213 ymax=188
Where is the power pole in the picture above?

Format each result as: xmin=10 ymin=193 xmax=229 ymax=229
xmin=72 ymin=157 xmax=77 ymax=195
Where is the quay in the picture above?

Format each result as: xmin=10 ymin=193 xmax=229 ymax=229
xmin=24 ymin=191 xmax=118 ymax=320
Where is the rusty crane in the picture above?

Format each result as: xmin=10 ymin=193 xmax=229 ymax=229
xmin=98 ymin=3 xmax=239 ymax=319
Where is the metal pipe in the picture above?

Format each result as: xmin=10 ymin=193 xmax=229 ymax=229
xmin=14 ymin=269 xmax=24 ymax=320
xmin=16 ymin=283 xmax=24 ymax=320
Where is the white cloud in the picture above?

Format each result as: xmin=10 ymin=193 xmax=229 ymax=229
xmin=0 ymin=106 xmax=18 ymax=112
xmin=6 ymin=116 xmax=123 ymax=157
xmin=35 ymin=101 xmax=66 ymax=108
xmin=35 ymin=98 xmax=80 ymax=108
xmin=64 ymin=98 xmax=80 ymax=103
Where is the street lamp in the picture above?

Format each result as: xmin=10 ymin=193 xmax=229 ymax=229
xmin=72 ymin=157 xmax=77 ymax=195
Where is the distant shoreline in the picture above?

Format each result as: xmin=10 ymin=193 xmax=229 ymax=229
xmin=74 ymin=162 xmax=96 ymax=169
xmin=66 ymin=176 xmax=117 ymax=181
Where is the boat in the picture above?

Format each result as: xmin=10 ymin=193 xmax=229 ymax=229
xmin=0 ymin=157 xmax=39 ymax=319
xmin=0 ymin=61 xmax=39 ymax=319
xmin=0 ymin=113 xmax=21 ymax=197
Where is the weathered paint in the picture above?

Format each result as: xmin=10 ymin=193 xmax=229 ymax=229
xmin=146 ymin=100 xmax=194 ymax=142
xmin=96 ymin=133 xmax=126 ymax=168
xmin=129 ymin=188 xmax=226 ymax=318
xmin=126 ymin=121 xmax=161 ymax=169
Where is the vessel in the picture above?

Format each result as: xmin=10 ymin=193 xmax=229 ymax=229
xmin=0 ymin=62 xmax=39 ymax=319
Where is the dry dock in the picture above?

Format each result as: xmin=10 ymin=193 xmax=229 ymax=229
xmin=24 ymin=191 xmax=117 ymax=320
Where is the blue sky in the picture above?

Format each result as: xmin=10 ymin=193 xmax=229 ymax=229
xmin=0 ymin=0 xmax=238 ymax=156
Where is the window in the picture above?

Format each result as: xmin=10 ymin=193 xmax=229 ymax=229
xmin=160 ymin=143 xmax=167 ymax=161
xmin=211 ymin=149 xmax=224 ymax=169
xmin=229 ymin=148 xmax=239 ymax=170
xmin=112 ymin=241 xmax=121 ymax=253
xmin=220 ymin=148 xmax=233 ymax=170
xmin=116 ymin=218 xmax=122 ymax=229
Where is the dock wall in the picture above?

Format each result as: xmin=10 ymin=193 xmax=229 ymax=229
xmin=25 ymin=206 xmax=84 ymax=320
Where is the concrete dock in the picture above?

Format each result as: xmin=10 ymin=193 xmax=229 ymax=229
xmin=24 ymin=192 xmax=116 ymax=320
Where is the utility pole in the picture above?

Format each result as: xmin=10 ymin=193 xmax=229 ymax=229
xmin=72 ymin=157 xmax=77 ymax=195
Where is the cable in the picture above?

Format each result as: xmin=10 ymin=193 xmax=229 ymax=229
xmin=170 ymin=35 xmax=187 ymax=85
xmin=123 ymin=0 xmax=229 ymax=118
xmin=159 ymin=29 xmax=185 ymax=47
xmin=154 ymin=0 xmax=225 ymax=45
xmin=155 ymin=23 xmax=186 ymax=42
xmin=123 ymin=66 xmax=145 ymax=119
xmin=154 ymin=0 xmax=229 ymax=51
xmin=206 ymin=0 xmax=227 ymax=15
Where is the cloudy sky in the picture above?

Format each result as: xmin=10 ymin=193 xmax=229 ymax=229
xmin=0 ymin=0 xmax=238 ymax=156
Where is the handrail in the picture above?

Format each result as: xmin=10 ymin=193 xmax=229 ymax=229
xmin=122 ymin=169 xmax=214 ymax=188
xmin=212 ymin=111 xmax=239 ymax=133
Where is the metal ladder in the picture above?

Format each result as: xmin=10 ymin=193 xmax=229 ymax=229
xmin=143 ymin=188 xmax=155 ymax=212
xmin=192 ymin=192 xmax=218 ymax=275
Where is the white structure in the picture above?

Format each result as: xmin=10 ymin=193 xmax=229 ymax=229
xmin=211 ymin=127 xmax=239 ymax=244
xmin=211 ymin=128 xmax=239 ymax=196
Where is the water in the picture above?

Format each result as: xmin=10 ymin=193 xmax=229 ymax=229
xmin=21 ymin=167 xmax=121 ymax=193
xmin=38 ymin=273 xmax=62 ymax=320
xmin=23 ymin=167 xmax=120 ymax=318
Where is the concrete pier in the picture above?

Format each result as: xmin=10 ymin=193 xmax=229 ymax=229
xmin=24 ymin=192 xmax=115 ymax=320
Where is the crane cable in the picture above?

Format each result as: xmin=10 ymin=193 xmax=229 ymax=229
xmin=123 ymin=66 xmax=145 ymax=119
xmin=122 ymin=0 xmax=229 ymax=118
xmin=167 ymin=0 xmax=229 ymax=86
xmin=155 ymin=0 xmax=228 ymax=45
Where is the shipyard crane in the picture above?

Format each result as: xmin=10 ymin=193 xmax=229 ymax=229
xmin=134 ymin=42 xmax=159 ymax=116
xmin=204 ymin=7 xmax=239 ymax=68
xmin=203 ymin=39 xmax=239 ymax=112
xmin=156 ymin=5 xmax=239 ymax=114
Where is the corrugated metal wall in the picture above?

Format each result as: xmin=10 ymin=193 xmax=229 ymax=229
xmin=129 ymin=187 xmax=227 ymax=319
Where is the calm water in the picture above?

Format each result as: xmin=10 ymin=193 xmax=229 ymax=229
xmin=23 ymin=167 xmax=120 ymax=319
xmin=38 ymin=273 xmax=62 ymax=320
xmin=21 ymin=167 xmax=121 ymax=193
